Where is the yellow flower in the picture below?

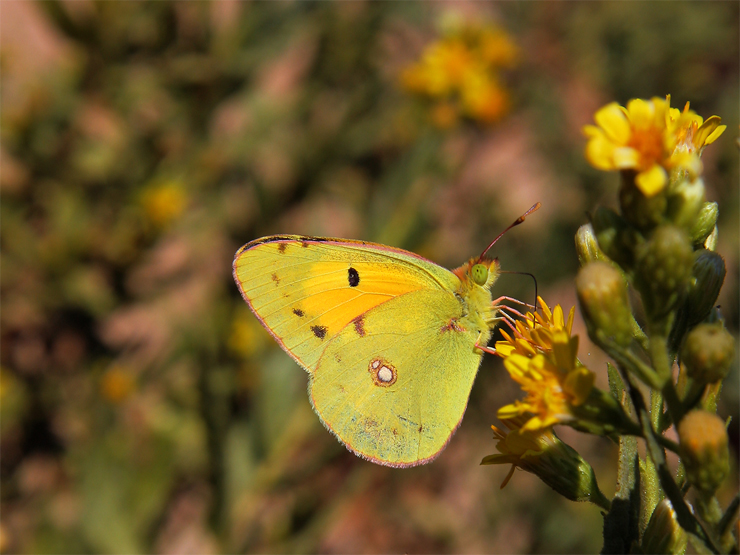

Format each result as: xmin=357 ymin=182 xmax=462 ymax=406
xmin=140 ymin=179 xmax=188 ymax=228
xmin=495 ymin=297 xmax=575 ymax=358
xmin=495 ymin=298 xmax=595 ymax=431
xmin=497 ymin=338 xmax=595 ymax=431
xmin=400 ymin=21 xmax=518 ymax=126
xmin=400 ymin=39 xmax=473 ymax=98
xmin=478 ymin=28 xmax=519 ymax=68
xmin=669 ymin=101 xmax=726 ymax=155
xmin=100 ymin=366 xmax=136 ymax=404
xmin=228 ymin=310 xmax=270 ymax=359
xmin=583 ymin=97 xmax=726 ymax=197
xmin=484 ymin=416 xmax=558 ymax=487
xmin=460 ymin=71 xmax=509 ymax=124
xmin=482 ymin=416 xmax=610 ymax=508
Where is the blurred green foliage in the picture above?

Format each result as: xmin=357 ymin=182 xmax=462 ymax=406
xmin=1 ymin=2 xmax=737 ymax=553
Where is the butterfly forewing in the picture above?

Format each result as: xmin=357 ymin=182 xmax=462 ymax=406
xmin=233 ymin=236 xmax=460 ymax=372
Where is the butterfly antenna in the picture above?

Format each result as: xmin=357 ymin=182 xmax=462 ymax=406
xmin=479 ymin=202 xmax=541 ymax=260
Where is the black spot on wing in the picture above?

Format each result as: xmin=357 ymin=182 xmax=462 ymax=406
xmin=292 ymin=308 xmax=305 ymax=317
xmin=347 ymin=267 xmax=360 ymax=287
xmin=277 ymin=243 xmax=287 ymax=253
xmin=271 ymin=273 xmax=280 ymax=285
xmin=311 ymin=325 xmax=327 ymax=339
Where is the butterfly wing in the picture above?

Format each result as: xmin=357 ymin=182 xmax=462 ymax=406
xmin=310 ymin=288 xmax=484 ymax=467
xmin=233 ymin=235 xmax=485 ymax=466
xmin=233 ymin=235 xmax=459 ymax=371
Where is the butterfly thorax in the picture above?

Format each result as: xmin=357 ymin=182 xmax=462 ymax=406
xmin=452 ymin=258 xmax=500 ymax=344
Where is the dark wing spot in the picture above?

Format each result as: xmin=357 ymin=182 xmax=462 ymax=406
xmin=352 ymin=315 xmax=366 ymax=337
xmin=277 ymin=243 xmax=287 ymax=253
xmin=311 ymin=325 xmax=327 ymax=339
xmin=271 ymin=273 xmax=280 ymax=284
xmin=292 ymin=308 xmax=305 ymax=317
xmin=347 ymin=267 xmax=360 ymax=287
xmin=418 ymin=425 xmax=423 ymax=433
xmin=301 ymin=241 xmax=309 ymax=248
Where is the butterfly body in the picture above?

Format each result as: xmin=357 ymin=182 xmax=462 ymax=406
xmin=233 ymin=235 xmax=499 ymax=467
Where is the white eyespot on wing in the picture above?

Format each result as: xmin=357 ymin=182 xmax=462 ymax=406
xmin=378 ymin=366 xmax=393 ymax=383
xmin=368 ymin=357 xmax=397 ymax=387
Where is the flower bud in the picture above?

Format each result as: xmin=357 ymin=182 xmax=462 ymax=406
xmin=684 ymin=250 xmax=726 ymax=326
xmin=575 ymin=223 xmax=610 ymax=266
xmin=576 ymin=262 xmax=633 ymax=347
xmin=483 ymin=422 xmax=610 ymax=508
xmin=619 ymin=174 xmax=667 ymax=231
xmin=681 ymin=323 xmax=735 ymax=385
xmin=667 ymin=178 xmax=705 ymax=230
xmin=689 ymin=202 xmax=718 ymax=246
xmin=641 ymin=499 xmax=688 ymax=555
xmin=591 ymin=207 xmax=634 ymax=269
xmin=635 ymin=225 xmax=693 ymax=318
xmin=678 ymin=410 xmax=729 ymax=495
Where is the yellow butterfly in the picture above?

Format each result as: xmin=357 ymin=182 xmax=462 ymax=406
xmin=232 ymin=205 xmax=539 ymax=467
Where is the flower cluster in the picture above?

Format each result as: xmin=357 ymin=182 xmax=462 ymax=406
xmin=400 ymin=21 xmax=518 ymax=127
xmin=583 ymin=96 xmax=725 ymax=197
xmin=572 ymin=95 xmax=735 ymax=553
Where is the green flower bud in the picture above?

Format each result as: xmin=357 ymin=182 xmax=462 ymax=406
xmin=635 ymin=225 xmax=693 ymax=318
xmin=619 ymin=173 xmax=667 ymax=231
xmin=591 ymin=207 xmax=635 ymax=269
xmin=641 ymin=499 xmax=688 ymax=555
xmin=575 ymin=223 xmax=610 ymax=266
xmin=576 ymin=262 xmax=634 ymax=347
xmin=684 ymin=250 xmax=726 ymax=326
xmin=689 ymin=202 xmax=718 ymax=246
xmin=678 ymin=410 xmax=729 ymax=495
xmin=681 ymin=323 xmax=735 ymax=385
xmin=667 ymin=178 xmax=705 ymax=230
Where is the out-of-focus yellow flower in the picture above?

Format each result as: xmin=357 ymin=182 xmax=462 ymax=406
xmin=401 ymin=39 xmax=474 ymax=98
xmin=100 ymin=366 xmax=136 ymax=404
xmin=583 ymin=97 xmax=725 ymax=197
xmin=400 ymin=21 xmax=518 ymax=127
xmin=460 ymin=71 xmax=509 ymax=124
xmin=478 ymin=28 xmax=518 ymax=68
xmin=140 ymin=179 xmax=188 ymax=228
xmin=228 ymin=311 xmax=270 ymax=359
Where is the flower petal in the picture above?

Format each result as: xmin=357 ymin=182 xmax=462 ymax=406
xmin=594 ymin=103 xmax=631 ymax=144
xmin=635 ymin=164 xmax=667 ymax=197
xmin=612 ymin=146 xmax=640 ymax=169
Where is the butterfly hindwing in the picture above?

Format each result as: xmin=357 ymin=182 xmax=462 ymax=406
xmin=233 ymin=236 xmax=460 ymax=372
xmin=310 ymin=288 xmax=484 ymax=467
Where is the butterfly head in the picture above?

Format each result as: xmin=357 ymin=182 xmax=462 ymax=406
xmin=454 ymin=257 xmax=500 ymax=289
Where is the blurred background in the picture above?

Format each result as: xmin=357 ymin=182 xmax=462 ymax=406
xmin=1 ymin=2 xmax=737 ymax=553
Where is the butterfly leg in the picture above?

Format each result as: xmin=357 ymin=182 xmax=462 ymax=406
xmin=492 ymin=296 xmax=536 ymax=310
xmin=474 ymin=330 xmax=498 ymax=356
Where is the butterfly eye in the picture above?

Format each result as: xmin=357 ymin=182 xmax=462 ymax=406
xmin=471 ymin=263 xmax=488 ymax=286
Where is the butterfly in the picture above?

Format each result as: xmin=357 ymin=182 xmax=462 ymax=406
xmin=232 ymin=205 xmax=539 ymax=467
